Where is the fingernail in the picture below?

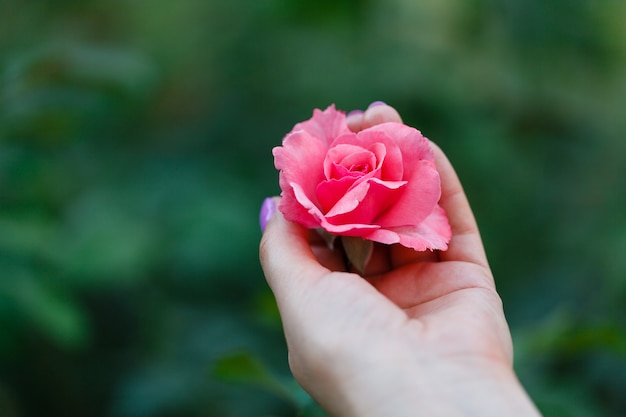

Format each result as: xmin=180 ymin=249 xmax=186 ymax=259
xmin=367 ymin=101 xmax=386 ymax=109
xmin=259 ymin=197 xmax=275 ymax=233
xmin=347 ymin=109 xmax=364 ymax=118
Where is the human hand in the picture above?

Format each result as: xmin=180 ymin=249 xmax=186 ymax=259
xmin=259 ymin=103 xmax=541 ymax=417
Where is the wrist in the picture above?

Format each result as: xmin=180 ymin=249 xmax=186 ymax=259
xmin=325 ymin=356 xmax=541 ymax=417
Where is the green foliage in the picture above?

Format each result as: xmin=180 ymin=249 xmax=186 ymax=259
xmin=213 ymin=351 xmax=290 ymax=399
xmin=1 ymin=0 xmax=625 ymax=416
xmin=212 ymin=350 xmax=327 ymax=416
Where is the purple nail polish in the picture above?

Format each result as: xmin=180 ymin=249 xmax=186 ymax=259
xmin=347 ymin=109 xmax=364 ymax=118
xmin=259 ymin=197 xmax=275 ymax=233
xmin=367 ymin=101 xmax=386 ymax=109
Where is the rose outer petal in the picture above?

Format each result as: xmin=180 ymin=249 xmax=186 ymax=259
xmin=273 ymin=130 xmax=329 ymax=228
xmin=293 ymin=104 xmax=352 ymax=146
xmin=361 ymin=122 xmax=434 ymax=163
xmin=375 ymin=159 xmax=441 ymax=228
xmin=365 ymin=205 xmax=451 ymax=251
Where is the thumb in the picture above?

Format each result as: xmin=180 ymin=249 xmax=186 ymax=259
xmin=259 ymin=197 xmax=329 ymax=304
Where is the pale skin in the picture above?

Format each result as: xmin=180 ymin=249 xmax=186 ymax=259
xmin=259 ymin=104 xmax=542 ymax=417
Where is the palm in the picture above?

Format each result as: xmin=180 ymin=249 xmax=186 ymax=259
xmin=307 ymin=244 xmax=512 ymax=367
xmin=399 ymin=261 xmax=512 ymax=365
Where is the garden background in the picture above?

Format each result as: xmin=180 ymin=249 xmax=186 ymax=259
xmin=1 ymin=0 xmax=625 ymax=416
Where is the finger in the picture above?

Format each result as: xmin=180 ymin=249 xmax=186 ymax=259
xmin=431 ymin=143 xmax=489 ymax=268
xmin=259 ymin=198 xmax=330 ymax=303
xmin=346 ymin=110 xmax=364 ymax=132
xmin=361 ymin=102 xmax=402 ymax=129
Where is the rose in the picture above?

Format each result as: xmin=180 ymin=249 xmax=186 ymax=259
xmin=273 ymin=105 xmax=451 ymax=258
xmin=273 ymin=105 xmax=451 ymax=253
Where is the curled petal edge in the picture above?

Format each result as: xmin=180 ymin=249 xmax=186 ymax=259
xmin=364 ymin=205 xmax=451 ymax=251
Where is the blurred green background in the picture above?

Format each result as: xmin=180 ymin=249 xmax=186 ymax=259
xmin=1 ymin=0 xmax=625 ymax=416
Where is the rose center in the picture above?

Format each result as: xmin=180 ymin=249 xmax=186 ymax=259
xmin=349 ymin=163 xmax=370 ymax=173
xmin=324 ymin=143 xmax=386 ymax=181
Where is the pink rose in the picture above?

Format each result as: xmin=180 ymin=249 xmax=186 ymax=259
xmin=273 ymin=105 xmax=451 ymax=252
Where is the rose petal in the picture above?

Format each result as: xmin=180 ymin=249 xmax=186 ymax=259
xmin=316 ymin=176 xmax=358 ymax=214
xmin=365 ymin=205 xmax=451 ymax=251
xmin=292 ymin=104 xmax=352 ymax=146
xmin=362 ymin=122 xmax=433 ymax=162
xmin=277 ymin=185 xmax=319 ymax=228
xmin=360 ymin=123 xmax=433 ymax=183
xmin=324 ymin=143 xmax=373 ymax=180
xmin=338 ymin=149 xmax=377 ymax=174
xmin=274 ymin=130 xmax=328 ymax=227
xmin=291 ymin=182 xmax=379 ymax=235
xmin=327 ymin=178 xmax=406 ymax=225
xmin=325 ymin=180 xmax=371 ymax=218
xmin=375 ymin=159 xmax=441 ymax=228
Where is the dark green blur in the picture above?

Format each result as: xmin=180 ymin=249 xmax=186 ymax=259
xmin=1 ymin=0 xmax=625 ymax=416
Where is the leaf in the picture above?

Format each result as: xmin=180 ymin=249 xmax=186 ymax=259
xmin=212 ymin=351 xmax=271 ymax=385
xmin=299 ymin=401 xmax=331 ymax=417
xmin=212 ymin=351 xmax=295 ymax=405
xmin=5 ymin=270 xmax=89 ymax=349
xmin=341 ymin=236 xmax=373 ymax=275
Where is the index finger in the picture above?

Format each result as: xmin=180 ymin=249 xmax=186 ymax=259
xmin=346 ymin=102 xmax=403 ymax=132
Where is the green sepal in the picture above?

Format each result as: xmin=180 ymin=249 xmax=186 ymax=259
xmin=341 ymin=236 xmax=374 ymax=275
xmin=316 ymin=228 xmax=338 ymax=250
